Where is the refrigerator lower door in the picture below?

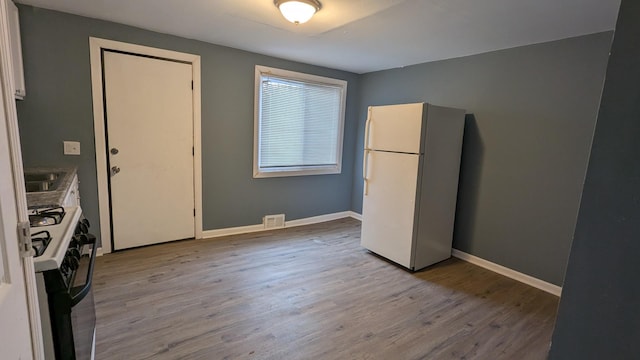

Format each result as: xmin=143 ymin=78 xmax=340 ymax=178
xmin=361 ymin=150 xmax=420 ymax=269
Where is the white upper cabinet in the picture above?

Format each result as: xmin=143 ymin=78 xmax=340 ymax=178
xmin=8 ymin=1 xmax=25 ymax=99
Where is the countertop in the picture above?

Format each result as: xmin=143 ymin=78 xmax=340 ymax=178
xmin=24 ymin=166 xmax=78 ymax=208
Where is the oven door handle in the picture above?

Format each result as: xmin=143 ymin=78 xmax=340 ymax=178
xmin=70 ymin=236 xmax=97 ymax=306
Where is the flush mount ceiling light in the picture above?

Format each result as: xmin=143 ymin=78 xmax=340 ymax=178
xmin=274 ymin=0 xmax=322 ymax=24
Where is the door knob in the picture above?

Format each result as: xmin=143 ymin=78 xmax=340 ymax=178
xmin=110 ymin=148 xmax=119 ymax=155
xmin=111 ymin=166 xmax=121 ymax=176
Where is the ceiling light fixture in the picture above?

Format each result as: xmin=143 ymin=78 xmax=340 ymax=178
xmin=274 ymin=0 xmax=322 ymax=25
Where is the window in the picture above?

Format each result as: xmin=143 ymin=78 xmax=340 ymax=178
xmin=254 ymin=65 xmax=347 ymax=178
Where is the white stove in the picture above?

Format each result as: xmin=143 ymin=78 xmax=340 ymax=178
xmin=30 ymin=205 xmax=97 ymax=360
xmin=31 ymin=205 xmax=82 ymax=272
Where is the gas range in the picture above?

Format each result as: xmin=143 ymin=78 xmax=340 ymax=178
xmin=29 ymin=206 xmax=66 ymax=227
xmin=31 ymin=205 xmax=82 ymax=272
xmin=31 ymin=204 xmax=98 ymax=359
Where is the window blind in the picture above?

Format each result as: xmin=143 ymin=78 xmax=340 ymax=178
xmin=259 ymin=75 xmax=342 ymax=169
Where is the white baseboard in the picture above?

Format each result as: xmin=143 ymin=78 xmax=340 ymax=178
xmin=348 ymin=211 xmax=362 ymax=221
xmin=202 ymin=223 xmax=265 ymax=239
xmin=202 ymin=211 xmax=359 ymax=240
xmin=285 ymin=211 xmax=353 ymax=228
xmin=451 ymin=249 xmax=562 ymax=297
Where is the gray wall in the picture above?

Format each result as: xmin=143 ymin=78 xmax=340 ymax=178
xmin=15 ymin=6 xmax=360 ymax=242
xmin=16 ymin=5 xmax=615 ymax=287
xmin=550 ymin=0 xmax=639 ymax=358
xmin=352 ymin=33 xmax=612 ymax=285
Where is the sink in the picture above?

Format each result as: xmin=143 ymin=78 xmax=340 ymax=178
xmin=24 ymin=172 xmax=65 ymax=192
xmin=25 ymin=181 xmax=56 ymax=192
xmin=24 ymin=172 xmax=61 ymax=182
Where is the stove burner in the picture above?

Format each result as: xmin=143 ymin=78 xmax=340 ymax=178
xmin=29 ymin=206 xmax=66 ymax=227
xmin=31 ymin=230 xmax=52 ymax=257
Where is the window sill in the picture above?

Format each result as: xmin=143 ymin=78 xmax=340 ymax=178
xmin=253 ymin=166 xmax=341 ymax=178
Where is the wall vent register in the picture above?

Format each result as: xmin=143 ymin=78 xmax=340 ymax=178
xmin=264 ymin=214 xmax=285 ymax=229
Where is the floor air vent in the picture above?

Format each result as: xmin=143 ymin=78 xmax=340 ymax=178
xmin=263 ymin=214 xmax=285 ymax=229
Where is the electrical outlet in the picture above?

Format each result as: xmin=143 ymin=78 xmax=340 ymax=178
xmin=63 ymin=141 xmax=81 ymax=155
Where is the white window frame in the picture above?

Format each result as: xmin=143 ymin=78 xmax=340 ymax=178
xmin=253 ymin=65 xmax=347 ymax=178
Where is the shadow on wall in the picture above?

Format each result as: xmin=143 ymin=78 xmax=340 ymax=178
xmin=452 ymin=114 xmax=484 ymax=251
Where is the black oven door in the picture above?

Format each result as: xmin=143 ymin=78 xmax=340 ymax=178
xmin=68 ymin=237 xmax=97 ymax=360
xmin=47 ymin=235 xmax=97 ymax=360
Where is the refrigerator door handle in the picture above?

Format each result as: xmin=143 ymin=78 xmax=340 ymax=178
xmin=364 ymin=110 xmax=372 ymax=150
xmin=363 ymin=109 xmax=373 ymax=195
xmin=363 ymin=149 xmax=370 ymax=195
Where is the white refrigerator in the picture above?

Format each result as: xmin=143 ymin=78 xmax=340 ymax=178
xmin=361 ymin=102 xmax=465 ymax=271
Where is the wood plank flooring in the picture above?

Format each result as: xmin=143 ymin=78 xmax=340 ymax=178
xmin=93 ymin=218 xmax=559 ymax=359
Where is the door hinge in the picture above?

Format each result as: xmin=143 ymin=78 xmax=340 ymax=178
xmin=192 ymin=146 xmax=195 ymax=156
xmin=17 ymin=221 xmax=33 ymax=258
xmin=191 ymin=81 xmax=193 ymax=90
xmin=193 ymin=208 xmax=196 ymax=217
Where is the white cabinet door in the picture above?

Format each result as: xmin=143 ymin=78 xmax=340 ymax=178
xmin=62 ymin=175 xmax=79 ymax=207
xmin=366 ymin=103 xmax=423 ymax=153
xmin=0 ymin=32 xmax=33 ymax=359
xmin=361 ymin=151 xmax=420 ymax=268
xmin=8 ymin=1 xmax=25 ymax=99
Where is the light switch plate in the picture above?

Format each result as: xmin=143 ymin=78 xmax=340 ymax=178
xmin=63 ymin=141 xmax=80 ymax=155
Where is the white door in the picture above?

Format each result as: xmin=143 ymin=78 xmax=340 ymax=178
xmin=361 ymin=150 xmax=420 ymax=268
xmin=103 ymin=51 xmax=195 ymax=250
xmin=366 ymin=103 xmax=424 ymax=153
xmin=0 ymin=71 xmax=33 ymax=358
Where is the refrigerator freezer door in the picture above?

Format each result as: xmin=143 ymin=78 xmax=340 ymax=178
xmin=366 ymin=103 xmax=424 ymax=154
xmin=361 ymin=150 xmax=420 ymax=268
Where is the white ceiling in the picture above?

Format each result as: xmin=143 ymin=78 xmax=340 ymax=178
xmin=16 ymin=0 xmax=621 ymax=74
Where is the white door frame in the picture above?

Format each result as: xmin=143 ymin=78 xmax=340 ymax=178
xmin=89 ymin=37 xmax=203 ymax=254
xmin=0 ymin=0 xmax=44 ymax=356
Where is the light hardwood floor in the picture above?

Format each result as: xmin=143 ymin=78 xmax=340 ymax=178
xmin=93 ymin=218 xmax=559 ymax=359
